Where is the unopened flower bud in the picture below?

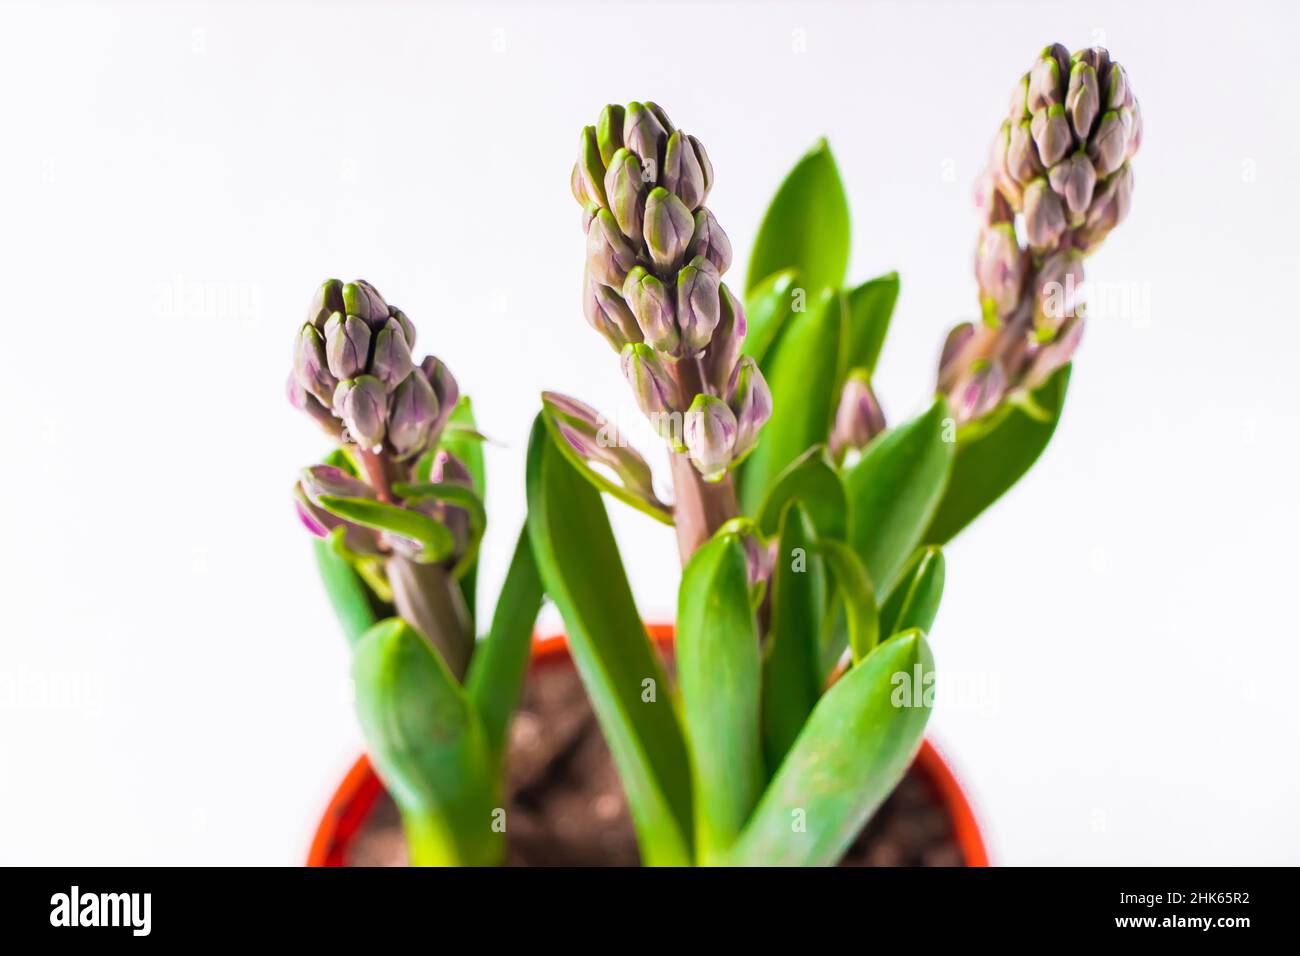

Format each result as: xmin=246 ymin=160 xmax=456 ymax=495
xmin=324 ymin=312 xmax=371 ymax=380
xmin=1027 ymin=44 xmax=1069 ymax=112
xmin=576 ymin=125 xmax=607 ymax=209
xmin=583 ymin=271 xmax=643 ymax=351
xmin=294 ymin=323 xmax=337 ymax=406
xmin=621 ymin=343 xmax=682 ymax=444
xmin=1023 ymin=178 xmax=1068 ymax=252
xmin=727 ymin=356 xmax=771 ymax=458
xmin=1025 ymin=315 xmax=1086 ymax=388
xmin=587 ymin=209 xmax=637 ymax=289
xmin=623 ymin=267 xmax=679 ymax=354
xmin=976 ymin=223 xmax=1026 ymax=318
xmin=1088 ymin=110 xmax=1127 ymax=178
xmin=1030 ymin=105 xmax=1072 ymax=167
xmin=342 ymin=281 xmax=389 ymax=328
xmin=953 ymin=361 xmax=1007 ymax=424
xmin=1066 ymin=61 xmax=1100 ymax=139
xmin=662 ymin=130 xmax=706 ymax=210
xmin=643 ymin=187 xmax=694 ymax=274
xmin=308 ymin=278 xmax=344 ymax=330
xmin=1048 ymin=152 xmax=1097 ymax=221
xmin=937 ymin=321 xmax=976 ymax=391
xmin=1006 ymin=119 xmax=1043 ymax=187
xmin=675 ymin=256 xmax=722 ymax=356
xmin=370 ymin=317 xmax=415 ymax=390
xmin=419 ymin=355 xmax=459 ymax=443
xmin=687 ymin=207 xmax=732 ymax=274
xmin=301 ymin=463 xmax=375 ymax=503
xmin=335 ymin=375 xmax=388 ymax=450
xmin=604 ymin=148 xmax=646 ymax=241
xmin=596 ymin=104 xmax=626 ymax=165
xmin=830 ymin=370 xmax=886 ymax=458
xmin=624 ymin=101 xmax=670 ymax=172
xmin=544 ymin=391 xmax=660 ymax=504
xmin=1033 ymin=250 xmax=1086 ymax=339
xmin=700 ymin=285 xmax=746 ymax=391
xmin=683 ymin=394 xmax=738 ymax=481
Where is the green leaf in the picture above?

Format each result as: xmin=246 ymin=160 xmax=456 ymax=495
xmin=841 ymin=272 xmax=899 ymax=378
xmin=745 ymin=139 xmax=850 ymax=298
xmin=727 ymin=630 xmax=935 ymax=866
xmin=315 ymin=495 xmax=454 ymax=564
xmin=311 ymin=538 xmax=381 ymax=649
xmin=924 ymin=364 xmax=1071 ymax=544
xmin=737 ymin=290 xmax=845 ymax=515
xmin=392 ymin=480 xmax=487 ymax=577
xmin=464 ymin=525 xmax=544 ymax=759
xmin=879 ymin=546 xmax=945 ymax=639
xmin=843 ymin=397 xmax=954 ymax=595
xmin=352 ymin=618 xmax=501 ymax=866
xmin=755 ymin=446 xmax=847 ymax=542
xmin=677 ymin=530 xmax=765 ymax=864
xmin=815 ymin=538 xmax=879 ymax=663
xmin=525 ymin=416 xmax=693 ymax=865
xmin=539 ymin=398 xmax=673 ymax=525
xmin=742 ymin=268 xmax=801 ymax=371
xmin=761 ymin=503 xmax=826 ymax=775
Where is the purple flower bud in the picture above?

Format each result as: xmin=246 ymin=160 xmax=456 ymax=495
xmin=419 ymin=355 xmax=459 ymax=443
xmin=974 ymin=172 xmax=1014 ymax=227
xmin=687 ymin=208 xmax=732 ymax=274
xmin=544 ymin=391 xmax=660 ymax=504
xmin=1066 ymin=61 xmax=1100 ymax=139
xmin=342 ymin=281 xmax=388 ymax=327
xmin=596 ymin=104 xmax=626 ymax=165
xmin=576 ymin=125 xmax=607 ymax=209
xmin=287 ymin=373 xmax=341 ymax=436
xmin=293 ymin=322 xmax=338 ymax=407
xmin=989 ymin=121 xmax=1023 ymax=209
xmin=675 ymin=256 xmax=722 ymax=356
xmin=1025 ymin=314 xmax=1086 ymax=388
xmin=937 ymin=322 xmax=976 ymax=391
xmin=1073 ymin=47 xmax=1111 ymax=75
xmin=586 ymin=208 xmax=637 ymax=289
xmin=571 ymin=160 xmax=592 ymax=207
xmin=390 ymin=308 xmax=416 ymax=351
xmin=324 ymin=311 xmax=372 ymax=380
xmin=623 ymin=267 xmax=679 ymax=354
xmin=301 ymin=463 xmax=376 ymax=503
xmin=335 ymin=375 xmax=388 ymax=450
xmin=952 ymin=361 xmax=1007 ymax=424
xmin=975 ymin=223 xmax=1026 ymax=319
xmin=1022 ymin=178 xmax=1068 ymax=252
xmin=1048 ymin=152 xmax=1097 ymax=221
xmin=701 ymin=284 xmax=747 ymax=391
xmin=742 ymin=534 xmax=776 ymax=592
xmin=370 ymin=317 xmax=415 ymax=390
xmin=1027 ymin=48 xmax=1065 ymax=112
xmin=1087 ymin=110 xmax=1127 ymax=178
xmin=603 ymin=148 xmax=646 ymax=241
xmin=643 ymin=187 xmax=694 ymax=274
xmin=683 ymin=394 xmax=738 ymax=481
xmin=1125 ymin=102 xmax=1143 ymax=162
xmin=624 ymin=102 xmax=669 ymax=174
xmin=662 ymin=130 xmax=706 ymax=210
xmin=1033 ymin=250 xmax=1086 ymax=339
xmin=689 ymin=135 xmax=714 ymax=207
xmin=387 ymin=369 xmax=439 ymax=458
xmin=583 ymin=270 xmax=643 ymax=351
xmin=829 ymin=370 xmax=886 ymax=458
xmin=1030 ymin=105 xmax=1072 ymax=168
xmin=727 ymin=355 xmax=771 ymax=458
xmin=1104 ymin=62 xmax=1129 ymax=110
xmin=1008 ymin=73 xmax=1030 ymax=123
xmin=1006 ymin=120 xmax=1043 ymax=186
xmin=307 ymin=278 xmax=344 ymax=330
xmin=621 ymin=343 xmax=682 ymax=445
xmin=1078 ymin=164 xmax=1134 ymax=252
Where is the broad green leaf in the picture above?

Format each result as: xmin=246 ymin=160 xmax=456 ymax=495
xmin=727 ymin=630 xmax=934 ymax=866
xmin=879 ymin=546 xmax=945 ymax=639
xmin=677 ymin=531 xmax=764 ymax=864
xmin=311 ymin=538 xmax=381 ymax=649
xmin=815 ymin=538 xmax=879 ymax=663
xmin=841 ymin=272 xmax=899 ymax=379
xmin=316 ymin=495 xmax=454 ymax=564
xmin=352 ymin=618 xmax=501 ymax=866
xmin=392 ymin=480 xmax=487 ymax=577
xmin=755 ymin=446 xmax=847 ymax=542
xmin=742 ymin=268 xmax=801 ymax=371
xmin=737 ymin=290 xmax=845 ymax=515
xmin=843 ymin=397 xmax=954 ymax=595
xmin=745 ymin=139 xmax=850 ymax=298
xmin=925 ymin=364 xmax=1071 ymax=543
xmin=464 ymin=525 xmax=545 ymax=759
xmin=761 ymin=503 xmax=825 ymax=775
xmin=539 ymin=398 xmax=673 ymax=525
xmin=525 ymin=416 xmax=693 ymax=865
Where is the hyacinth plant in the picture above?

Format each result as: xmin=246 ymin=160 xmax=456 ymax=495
xmin=294 ymin=43 xmax=1141 ymax=866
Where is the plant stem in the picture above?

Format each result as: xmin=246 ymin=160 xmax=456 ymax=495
xmin=386 ymin=556 xmax=473 ymax=680
xmin=668 ymin=357 xmax=739 ymax=565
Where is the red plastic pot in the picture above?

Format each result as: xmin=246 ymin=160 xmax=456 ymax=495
xmin=308 ymin=626 xmax=989 ymax=867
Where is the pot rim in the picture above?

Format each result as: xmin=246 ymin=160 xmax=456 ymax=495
xmin=307 ymin=625 xmax=990 ymax=867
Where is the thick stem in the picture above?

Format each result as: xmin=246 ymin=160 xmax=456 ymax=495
xmin=668 ymin=357 xmax=739 ymax=565
xmin=386 ymin=556 xmax=473 ymax=680
xmin=358 ymin=447 xmax=397 ymax=502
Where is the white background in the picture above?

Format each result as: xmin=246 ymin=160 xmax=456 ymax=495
xmin=1 ymin=0 xmax=1297 ymax=865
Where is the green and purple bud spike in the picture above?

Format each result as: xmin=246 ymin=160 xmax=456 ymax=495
xmin=829 ymin=370 xmax=887 ymax=460
xmin=940 ymin=43 xmax=1142 ymax=422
